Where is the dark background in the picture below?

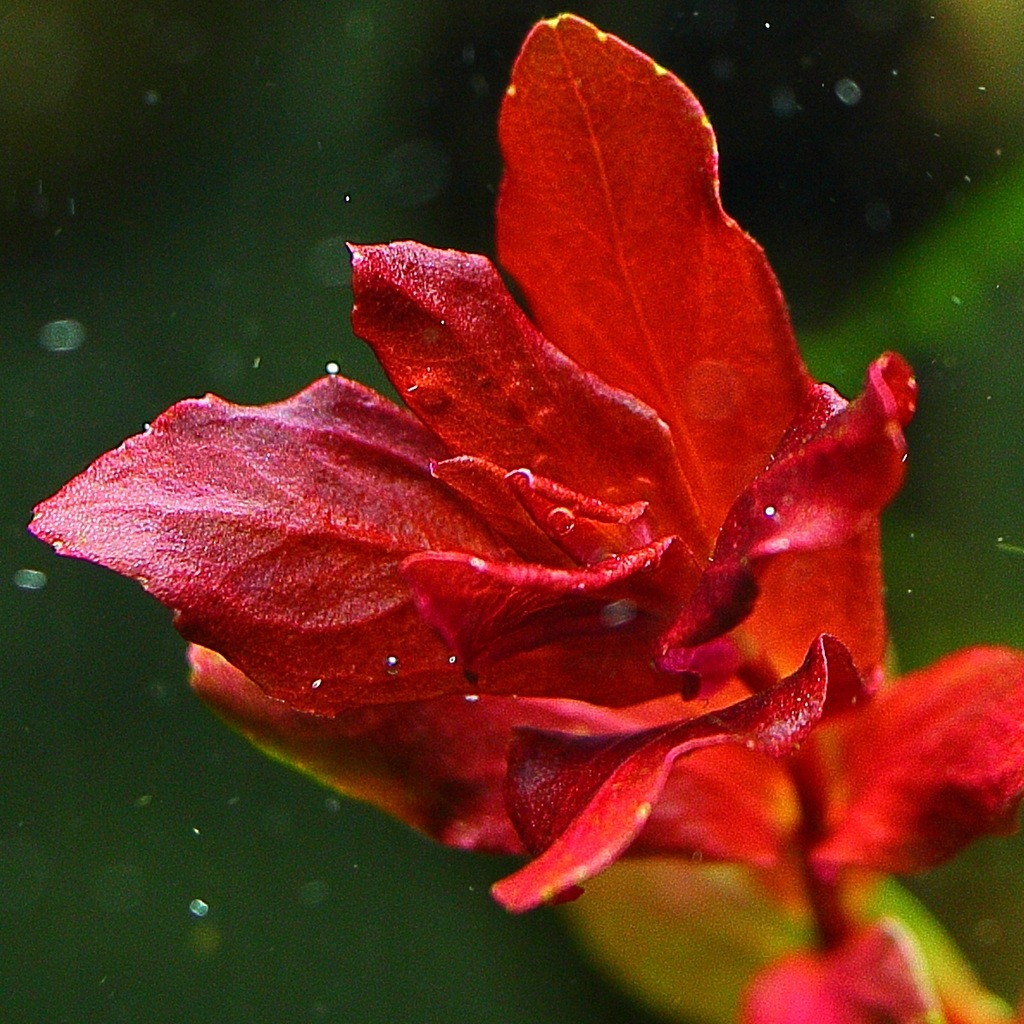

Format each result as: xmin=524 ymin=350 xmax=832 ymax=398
xmin=3 ymin=1 xmax=1023 ymax=1021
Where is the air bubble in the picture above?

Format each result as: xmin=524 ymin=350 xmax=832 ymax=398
xmin=600 ymin=599 xmax=638 ymax=629
xmin=188 ymin=898 xmax=209 ymax=918
xmin=325 ymin=361 xmax=340 ymax=375
xmin=38 ymin=318 xmax=86 ymax=352
xmin=764 ymin=505 xmax=777 ymax=518
xmin=384 ymin=655 xmax=400 ymax=676
xmin=547 ymin=506 xmax=576 ymax=536
xmin=12 ymin=568 xmax=47 ymax=591
xmin=834 ymin=78 xmax=863 ymax=107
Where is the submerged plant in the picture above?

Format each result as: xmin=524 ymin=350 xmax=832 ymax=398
xmin=31 ymin=15 xmax=1024 ymax=1023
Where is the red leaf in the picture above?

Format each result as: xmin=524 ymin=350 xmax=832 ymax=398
xmin=659 ymin=353 xmax=916 ymax=677
xmin=815 ymin=646 xmax=1024 ymax=873
xmin=491 ymin=634 xmax=845 ymax=912
xmin=349 ymin=241 xmax=700 ymax=549
xmin=497 ymin=14 xmax=811 ymax=532
xmin=188 ymin=645 xmax=645 ymax=853
xmin=30 ymin=377 xmax=501 ymax=711
xmin=741 ymin=920 xmax=939 ymax=1024
xmin=504 ymin=467 xmax=653 ymax=566
xmin=430 ymin=456 xmax=570 ymax=566
xmin=401 ymin=537 xmax=691 ymax=684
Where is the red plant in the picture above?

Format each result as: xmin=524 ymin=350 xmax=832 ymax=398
xmin=31 ymin=15 xmax=1024 ymax=1023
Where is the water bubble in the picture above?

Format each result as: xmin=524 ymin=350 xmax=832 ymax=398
xmin=308 ymin=235 xmax=349 ymax=287
xmin=38 ymin=318 xmax=85 ymax=352
xmin=324 ymin=362 xmax=340 ymax=375
xmin=379 ymin=138 xmax=451 ymax=208
xmin=547 ymin=507 xmax=576 ymax=536
xmin=188 ymin=898 xmax=209 ymax=918
xmin=600 ymin=599 xmax=638 ymax=629
xmin=384 ymin=655 xmax=400 ymax=676
xmin=298 ymin=879 xmax=330 ymax=907
xmin=12 ymin=568 xmax=47 ymax=591
xmin=771 ymin=85 xmax=799 ymax=118
xmin=834 ymin=78 xmax=863 ymax=107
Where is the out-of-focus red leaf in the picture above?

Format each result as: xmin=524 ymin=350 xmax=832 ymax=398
xmin=492 ymin=634 xmax=846 ymax=912
xmin=741 ymin=920 xmax=939 ymax=1024
xmin=497 ymin=14 xmax=811 ymax=533
xmin=30 ymin=377 xmax=504 ymax=712
xmin=188 ymin=645 xmax=647 ymax=853
xmin=815 ymin=646 xmax=1024 ymax=873
xmin=349 ymin=241 xmax=701 ymax=549
xmin=659 ymin=354 xmax=916 ymax=681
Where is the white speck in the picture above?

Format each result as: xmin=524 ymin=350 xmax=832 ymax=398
xmin=384 ymin=655 xmax=400 ymax=676
xmin=144 ymin=89 xmax=160 ymax=106
xmin=344 ymin=193 xmax=351 ymax=203
xmin=325 ymin=361 xmax=340 ymax=375
xmin=38 ymin=318 xmax=86 ymax=352
xmin=764 ymin=505 xmax=776 ymax=518
xmin=951 ymin=295 xmax=962 ymax=306
xmin=191 ymin=827 xmax=201 ymax=836
xmin=978 ymin=85 xmax=987 ymax=92
xmin=448 ymin=655 xmax=457 ymax=665
xmin=13 ymin=568 xmax=47 ymax=591
xmin=252 ymin=356 xmax=261 ymax=369
xmin=834 ymin=78 xmax=863 ymax=107
xmin=464 ymin=694 xmax=480 ymax=703
xmin=188 ymin=898 xmax=209 ymax=918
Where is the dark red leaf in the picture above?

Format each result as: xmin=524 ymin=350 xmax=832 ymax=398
xmin=429 ymin=456 xmax=571 ymax=566
xmin=349 ymin=241 xmax=701 ymax=549
xmin=492 ymin=634 xmax=845 ymax=912
xmin=401 ymin=537 xmax=691 ymax=678
xmin=815 ymin=646 xmax=1024 ymax=873
xmin=30 ymin=377 xmax=502 ymax=711
xmin=504 ymin=468 xmax=653 ymax=566
xmin=188 ymin=645 xmax=646 ymax=853
xmin=497 ymin=14 xmax=811 ymax=532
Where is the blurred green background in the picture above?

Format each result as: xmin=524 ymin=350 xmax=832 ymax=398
xmin=3 ymin=1 xmax=1023 ymax=1021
